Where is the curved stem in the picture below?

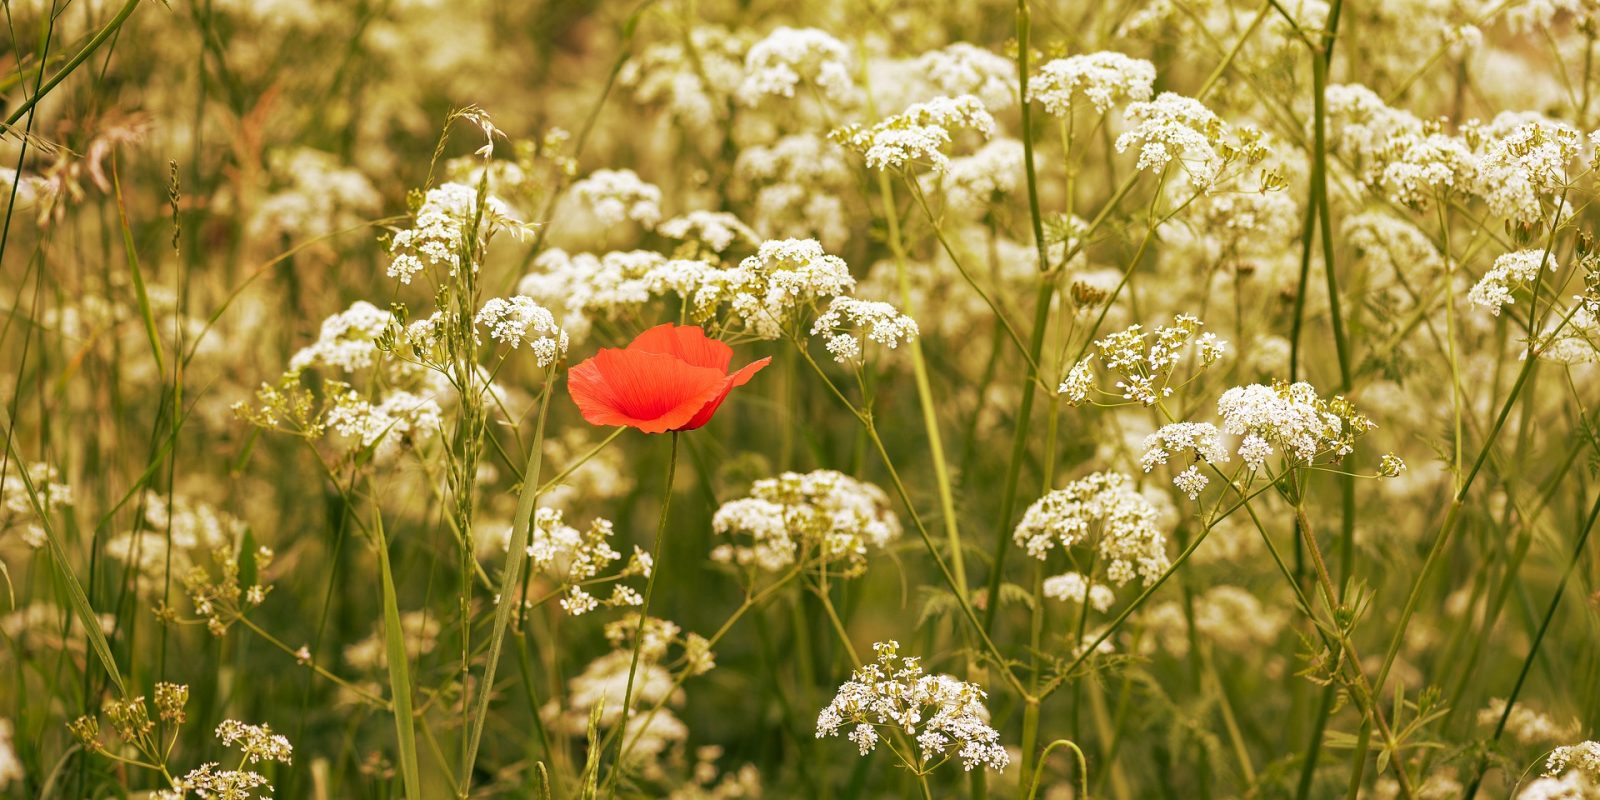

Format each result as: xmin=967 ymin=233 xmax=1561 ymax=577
xmin=1026 ymin=739 xmax=1089 ymax=800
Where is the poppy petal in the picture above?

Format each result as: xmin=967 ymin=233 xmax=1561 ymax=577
xmin=568 ymin=348 xmax=728 ymax=434
xmin=626 ymin=323 xmax=733 ymax=372
xmin=677 ymin=357 xmax=773 ymax=431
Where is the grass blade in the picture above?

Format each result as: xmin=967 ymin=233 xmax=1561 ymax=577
xmin=374 ymin=509 xmax=423 ymax=800
xmin=111 ymin=159 xmax=167 ymax=377
xmin=461 ymin=378 xmax=554 ymax=789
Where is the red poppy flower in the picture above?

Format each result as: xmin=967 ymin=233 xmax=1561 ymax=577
xmin=567 ymin=324 xmax=772 ymax=433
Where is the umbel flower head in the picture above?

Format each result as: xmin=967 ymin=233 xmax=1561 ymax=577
xmin=567 ymin=323 xmax=770 ymax=433
xmin=712 ymin=469 xmax=901 ymax=577
xmin=816 ymin=640 xmax=1009 ymax=773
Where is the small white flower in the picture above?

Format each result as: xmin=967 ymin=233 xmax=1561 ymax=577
xmin=1030 ymin=52 xmax=1155 ymax=114
xmin=809 ymin=296 xmax=920 ymax=363
xmin=474 ymin=296 xmax=570 ymax=366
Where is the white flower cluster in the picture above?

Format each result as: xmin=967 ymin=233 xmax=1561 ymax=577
xmin=518 ymin=240 xmax=856 ymax=342
xmin=248 ymin=148 xmax=381 ymax=243
xmin=324 ymin=386 xmax=443 ymax=455
xmin=1060 ymin=315 xmax=1226 ymax=406
xmin=214 ymin=719 xmax=294 ymax=764
xmin=1345 ymin=211 xmax=1444 ymax=275
xmin=1477 ymin=699 xmax=1581 ymax=747
xmin=657 ymin=210 xmax=758 ymax=254
xmin=474 ymin=296 xmax=569 ymax=366
xmin=721 ymin=238 xmax=857 ymax=339
xmin=1374 ymin=131 xmax=1478 ymax=209
xmin=1013 ymin=471 xmax=1171 ymax=586
xmin=711 ymin=469 xmax=900 ymax=578
xmin=517 ymin=248 xmax=660 ymax=338
xmin=843 ymin=95 xmax=997 ymax=173
xmin=175 ymin=762 xmax=272 ymax=798
xmin=1140 ymin=422 xmax=1230 ymax=499
xmin=387 ymin=182 xmax=515 ymax=284
xmin=1473 ymin=115 xmax=1582 ymax=223
xmin=733 ymin=133 xmax=854 ymax=248
xmin=1030 ymin=51 xmax=1155 ymax=115
xmin=0 ymin=720 xmax=19 ymax=790
xmin=343 ymin=610 xmax=439 ymax=671
xmin=937 ymin=138 xmax=1025 ymax=215
xmin=545 ymin=650 xmax=686 ymax=763
xmin=620 ymin=26 xmax=748 ymax=127
xmin=105 ymin=495 xmax=245 ymax=588
xmin=816 ymin=640 xmax=1009 ymax=772
xmin=1142 ymin=586 xmax=1288 ymax=657
xmin=2 ymin=461 xmax=72 ymax=546
xmin=604 ymin=616 xmax=716 ymax=677
xmin=1041 ymin=571 xmax=1115 ymax=611
xmin=1469 ymin=250 xmax=1556 ymax=316
xmin=1545 ymin=741 xmax=1600 ymax=782
xmin=570 ymin=168 xmax=663 ymax=228
xmin=738 ymin=27 xmax=854 ymax=105
xmin=1115 ymin=93 xmax=1235 ymax=189
xmin=915 ymin=43 xmax=1017 ymax=109
xmin=1516 ymin=769 xmax=1600 ymax=800
xmin=1217 ymin=382 xmax=1373 ymax=469
xmin=288 ymin=300 xmax=394 ymax=373
xmin=1536 ymin=302 xmax=1600 ymax=365
xmin=501 ymin=507 xmax=645 ymax=616
xmin=809 ymin=296 xmax=919 ymax=363
xmin=1324 ymin=84 xmax=1422 ymax=163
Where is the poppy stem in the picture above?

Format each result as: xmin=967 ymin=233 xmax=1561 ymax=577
xmin=611 ymin=430 xmax=679 ymax=787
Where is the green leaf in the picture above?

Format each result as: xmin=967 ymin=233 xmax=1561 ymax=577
xmin=462 ymin=382 xmax=554 ymax=786
xmin=375 ymin=510 xmax=422 ymax=800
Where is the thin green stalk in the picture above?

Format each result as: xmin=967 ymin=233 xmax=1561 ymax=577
xmin=876 ymin=171 xmax=967 ymax=600
xmin=983 ymin=0 xmax=1056 ymax=639
xmin=608 ymin=431 xmax=680 ymax=792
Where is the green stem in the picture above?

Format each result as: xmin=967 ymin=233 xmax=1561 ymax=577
xmin=1025 ymin=739 xmax=1089 ymax=800
xmin=876 ymin=171 xmax=968 ymax=601
xmin=609 ymin=430 xmax=680 ymax=789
